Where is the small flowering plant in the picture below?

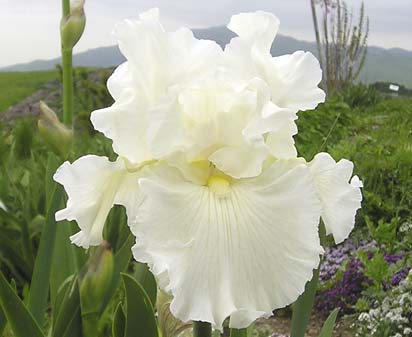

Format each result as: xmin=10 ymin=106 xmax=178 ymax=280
xmin=54 ymin=8 xmax=362 ymax=334
xmin=316 ymin=237 xmax=411 ymax=318
xmin=357 ymin=270 xmax=412 ymax=337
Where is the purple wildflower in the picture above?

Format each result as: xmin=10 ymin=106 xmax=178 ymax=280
xmin=392 ymin=267 xmax=410 ymax=286
xmin=316 ymin=258 xmax=371 ymax=314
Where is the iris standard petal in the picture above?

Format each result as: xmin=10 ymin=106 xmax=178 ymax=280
xmin=91 ymin=92 xmax=153 ymax=164
xmin=227 ymin=11 xmax=280 ymax=53
xmin=269 ymin=51 xmax=326 ymax=111
xmin=308 ymin=152 xmax=363 ymax=244
xmin=54 ymin=155 xmax=141 ymax=248
xmin=265 ymin=127 xmax=298 ymax=159
xmin=91 ymin=9 xmax=221 ymax=164
xmin=106 ymin=61 xmax=133 ymax=101
xmin=209 ymin=143 xmax=269 ymax=178
xmin=130 ymin=160 xmax=323 ymax=329
xmin=224 ymin=12 xmax=325 ymax=114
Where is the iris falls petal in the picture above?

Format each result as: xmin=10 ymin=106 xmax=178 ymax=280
xmin=309 ymin=152 xmax=363 ymax=244
xmin=54 ymin=155 xmax=142 ymax=248
xmin=130 ymin=160 xmax=323 ymax=329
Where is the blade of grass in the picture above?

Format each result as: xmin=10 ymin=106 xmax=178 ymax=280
xmin=0 ymin=272 xmax=44 ymax=337
xmin=318 ymin=308 xmax=339 ymax=337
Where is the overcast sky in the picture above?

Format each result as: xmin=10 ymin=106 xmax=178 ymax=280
xmin=1 ymin=0 xmax=411 ymax=67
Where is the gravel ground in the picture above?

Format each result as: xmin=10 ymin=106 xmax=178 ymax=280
xmin=253 ymin=313 xmax=357 ymax=337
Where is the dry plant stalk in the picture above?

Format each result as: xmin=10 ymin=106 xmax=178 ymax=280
xmin=310 ymin=0 xmax=369 ymax=94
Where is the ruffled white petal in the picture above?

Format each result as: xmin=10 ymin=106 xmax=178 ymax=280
xmin=130 ymin=161 xmax=322 ymax=329
xmin=209 ymin=143 xmax=268 ymax=178
xmin=91 ymin=93 xmax=153 ymax=164
xmin=227 ymin=11 xmax=280 ymax=53
xmin=165 ymin=153 xmax=211 ymax=186
xmin=53 ymin=155 xmax=141 ymax=248
xmin=149 ymin=76 xmax=275 ymax=178
xmin=92 ymin=9 xmax=221 ymax=164
xmin=106 ymin=62 xmax=133 ymax=101
xmin=266 ymin=129 xmax=297 ymax=159
xmin=179 ymin=76 xmax=256 ymax=156
xmin=242 ymin=89 xmax=298 ymax=160
xmin=224 ymin=12 xmax=325 ymax=113
xmin=229 ymin=310 xmax=271 ymax=329
xmin=146 ymin=96 xmax=186 ymax=158
xmin=269 ymin=51 xmax=326 ymax=111
xmin=308 ymin=152 xmax=363 ymax=244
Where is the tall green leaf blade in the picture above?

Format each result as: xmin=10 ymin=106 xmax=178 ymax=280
xmin=0 ymin=272 xmax=44 ymax=337
xmin=52 ymin=275 xmax=82 ymax=337
xmin=291 ymin=224 xmax=326 ymax=337
xmin=134 ymin=262 xmax=157 ymax=307
xmin=318 ymin=308 xmax=339 ymax=337
xmin=290 ymin=266 xmax=320 ymax=337
xmin=44 ymin=154 xmax=59 ymax=209
xmin=0 ymin=230 xmax=32 ymax=279
xmin=50 ymin=220 xmax=85 ymax=306
xmin=53 ymin=275 xmax=73 ymax=317
xmin=27 ymin=180 xmax=63 ymax=326
xmin=122 ymin=273 xmax=159 ymax=337
xmin=112 ymin=302 xmax=126 ymax=337
xmin=101 ymin=233 xmax=134 ymax=311
xmin=0 ymin=306 xmax=6 ymax=336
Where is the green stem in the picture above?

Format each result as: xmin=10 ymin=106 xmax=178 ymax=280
xmin=82 ymin=312 xmax=100 ymax=337
xmin=290 ymin=223 xmax=326 ymax=337
xmin=61 ymin=0 xmax=73 ymax=126
xmin=193 ymin=321 xmax=212 ymax=337
xmin=230 ymin=328 xmax=248 ymax=337
xmin=62 ymin=0 xmax=70 ymax=16
xmin=62 ymin=48 xmax=73 ymax=126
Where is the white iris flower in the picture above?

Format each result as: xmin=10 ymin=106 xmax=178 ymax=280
xmin=54 ymin=9 xmax=362 ymax=330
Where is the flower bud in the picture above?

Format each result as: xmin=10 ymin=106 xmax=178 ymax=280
xmin=79 ymin=241 xmax=114 ymax=318
xmin=60 ymin=0 xmax=86 ymax=50
xmin=38 ymin=101 xmax=73 ymax=158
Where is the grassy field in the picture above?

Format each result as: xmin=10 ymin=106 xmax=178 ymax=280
xmin=0 ymin=70 xmax=58 ymax=112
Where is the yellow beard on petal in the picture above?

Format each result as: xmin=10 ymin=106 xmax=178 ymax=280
xmin=207 ymin=176 xmax=231 ymax=196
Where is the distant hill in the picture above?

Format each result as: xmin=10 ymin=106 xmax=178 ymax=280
xmin=2 ymin=26 xmax=412 ymax=88
xmin=0 ymin=45 xmax=125 ymax=72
